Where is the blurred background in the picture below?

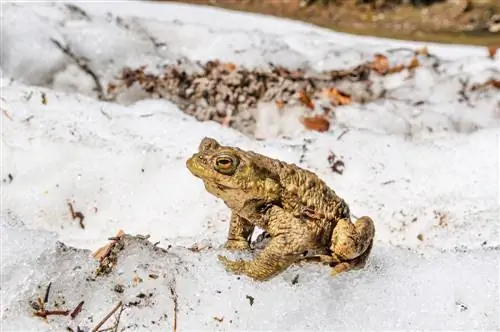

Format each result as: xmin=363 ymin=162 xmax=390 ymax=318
xmin=158 ymin=0 xmax=500 ymax=46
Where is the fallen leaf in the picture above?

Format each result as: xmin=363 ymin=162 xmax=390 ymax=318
xmin=300 ymin=115 xmax=330 ymax=132
xmin=489 ymin=79 xmax=500 ymax=89
xmin=92 ymin=229 xmax=125 ymax=260
xmin=297 ymin=90 xmax=315 ymax=110
xmin=222 ymin=62 xmax=236 ymax=71
xmin=322 ymin=88 xmax=352 ymax=106
xmin=370 ymin=54 xmax=390 ymax=75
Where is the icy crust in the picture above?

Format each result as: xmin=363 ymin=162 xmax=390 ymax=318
xmin=1 ymin=215 xmax=498 ymax=332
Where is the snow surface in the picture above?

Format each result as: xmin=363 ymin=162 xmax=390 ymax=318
xmin=1 ymin=1 xmax=500 ymax=331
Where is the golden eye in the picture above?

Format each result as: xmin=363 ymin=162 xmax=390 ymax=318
xmin=214 ymin=154 xmax=239 ymax=175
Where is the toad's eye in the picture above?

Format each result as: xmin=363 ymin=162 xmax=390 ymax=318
xmin=214 ymin=154 xmax=239 ymax=175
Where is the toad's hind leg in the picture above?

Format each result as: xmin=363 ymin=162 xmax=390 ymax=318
xmin=330 ymin=216 xmax=375 ymax=276
xmin=218 ymin=206 xmax=315 ymax=281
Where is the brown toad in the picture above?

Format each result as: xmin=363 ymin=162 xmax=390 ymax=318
xmin=186 ymin=137 xmax=375 ymax=281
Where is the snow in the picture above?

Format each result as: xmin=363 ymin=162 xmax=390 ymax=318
xmin=1 ymin=1 xmax=499 ymax=331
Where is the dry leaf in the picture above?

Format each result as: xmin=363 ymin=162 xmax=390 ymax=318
xmin=370 ymin=54 xmax=390 ymax=75
xmin=300 ymin=115 xmax=330 ymax=132
xmin=297 ymin=90 xmax=315 ymax=110
xmin=222 ymin=62 xmax=237 ymax=71
xmin=489 ymin=79 xmax=500 ymax=89
xmin=322 ymin=88 xmax=352 ymax=106
xmin=487 ymin=45 xmax=498 ymax=59
xmin=92 ymin=229 xmax=125 ymax=260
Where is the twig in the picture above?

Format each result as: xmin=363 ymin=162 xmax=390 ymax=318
xmin=68 ymin=202 xmax=85 ymax=229
xmin=91 ymin=301 xmax=122 ymax=332
xmin=65 ymin=4 xmax=91 ymax=21
xmin=34 ymin=310 xmax=70 ymax=318
xmin=2 ymin=108 xmax=13 ymax=121
xmin=169 ymin=280 xmax=178 ymax=332
xmin=43 ymin=282 xmax=52 ymax=304
xmin=51 ymin=38 xmax=105 ymax=100
xmin=96 ymin=304 xmax=125 ymax=332
xmin=100 ymin=108 xmax=112 ymax=120
xmin=336 ymin=129 xmax=349 ymax=141
xmin=70 ymin=301 xmax=85 ymax=319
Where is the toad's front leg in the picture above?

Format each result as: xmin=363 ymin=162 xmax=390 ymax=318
xmin=224 ymin=212 xmax=255 ymax=251
xmin=218 ymin=206 xmax=316 ymax=281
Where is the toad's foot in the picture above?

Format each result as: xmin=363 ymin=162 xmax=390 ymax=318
xmin=329 ymin=216 xmax=375 ymax=276
xmin=219 ymin=206 xmax=316 ymax=281
xmin=224 ymin=239 xmax=251 ymax=251
xmin=218 ymin=255 xmax=247 ymax=274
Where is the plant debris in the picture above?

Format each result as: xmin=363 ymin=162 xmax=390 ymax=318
xmin=106 ymin=52 xmax=434 ymax=134
xmin=92 ymin=230 xmax=126 ymax=276
xmin=68 ymin=202 xmax=85 ymax=229
xmin=91 ymin=301 xmax=123 ymax=332
xmin=327 ymin=152 xmax=345 ymax=174
xmin=245 ymin=295 xmax=255 ymax=306
xmin=300 ymin=115 xmax=330 ymax=132
xmin=70 ymin=301 xmax=85 ymax=319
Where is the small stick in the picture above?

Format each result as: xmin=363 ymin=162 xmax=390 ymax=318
xmin=169 ymin=282 xmax=178 ymax=332
xmin=34 ymin=310 xmax=70 ymax=318
xmin=43 ymin=282 xmax=52 ymax=304
xmin=91 ymin=301 xmax=122 ymax=332
xmin=70 ymin=301 xmax=85 ymax=319
xmin=68 ymin=202 xmax=85 ymax=229
xmin=2 ymin=109 xmax=13 ymax=121
xmin=336 ymin=129 xmax=349 ymax=141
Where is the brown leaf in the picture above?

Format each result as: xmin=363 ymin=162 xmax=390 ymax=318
xmin=487 ymin=45 xmax=498 ymax=59
xmin=92 ymin=229 xmax=125 ymax=260
xmin=370 ymin=54 xmax=390 ymax=75
xmin=297 ymin=90 xmax=315 ymax=110
xmin=322 ymin=88 xmax=352 ymax=106
xmin=300 ymin=115 xmax=330 ymax=132
xmin=489 ymin=79 xmax=500 ymax=89
xmin=222 ymin=62 xmax=237 ymax=71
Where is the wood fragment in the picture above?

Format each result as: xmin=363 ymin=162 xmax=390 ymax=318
xmin=169 ymin=281 xmax=178 ymax=332
xmin=43 ymin=282 xmax=52 ymax=304
xmin=2 ymin=108 xmax=13 ymax=121
xmin=70 ymin=301 xmax=85 ymax=319
xmin=91 ymin=301 xmax=122 ymax=332
xmin=33 ymin=309 xmax=70 ymax=318
xmin=68 ymin=202 xmax=85 ymax=229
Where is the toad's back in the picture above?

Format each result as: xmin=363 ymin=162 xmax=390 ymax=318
xmin=246 ymin=149 xmax=351 ymax=224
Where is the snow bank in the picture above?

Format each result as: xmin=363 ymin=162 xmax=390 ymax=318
xmin=1 ymin=1 xmax=499 ymax=331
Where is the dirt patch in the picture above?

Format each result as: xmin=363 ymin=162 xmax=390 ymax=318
xmin=157 ymin=0 xmax=500 ymax=46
